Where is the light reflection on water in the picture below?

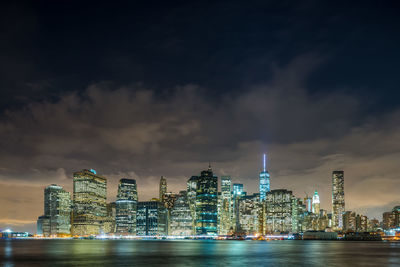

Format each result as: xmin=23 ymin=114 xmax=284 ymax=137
xmin=1 ymin=240 xmax=400 ymax=266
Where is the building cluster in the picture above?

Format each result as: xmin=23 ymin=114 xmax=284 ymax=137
xmin=37 ymin=156 xmax=399 ymax=237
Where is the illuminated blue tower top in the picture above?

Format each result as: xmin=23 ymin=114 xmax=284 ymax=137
xmin=259 ymin=153 xmax=270 ymax=201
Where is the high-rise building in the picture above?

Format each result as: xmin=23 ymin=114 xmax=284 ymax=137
xmin=332 ymin=170 xmax=345 ymax=231
xmin=233 ymin=183 xmax=245 ymax=232
xmin=170 ymin=191 xmax=193 ymax=236
xmin=259 ymin=153 xmax=270 ymax=201
xmin=312 ymin=190 xmax=320 ymax=214
xmin=115 ymin=178 xmax=138 ymax=234
xmin=356 ymin=214 xmax=368 ymax=232
xmin=187 ymin=175 xmax=198 ymax=233
xmin=37 ymin=184 xmax=71 ymax=237
xmin=195 ymin=165 xmax=218 ymax=235
xmin=305 ymin=195 xmax=312 ymax=213
xmin=383 ymin=211 xmax=395 ymax=230
xmin=136 ymin=201 xmax=167 ymax=236
xmin=72 ymin=169 xmax=107 ymax=236
xmin=343 ymin=211 xmax=356 ymax=232
xmin=219 ymin=176 xmax=233 ymax=235
xmin=238 ymin=194 xmax=261 ymax=235
xmin=159 ymin=176 xmax=167 ymax=201
xmin=264 ymin=189 xmax=294 ymax=233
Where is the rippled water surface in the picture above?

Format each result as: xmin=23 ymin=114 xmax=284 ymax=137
xmin=1 ymin=239 xmax=400 ymax=266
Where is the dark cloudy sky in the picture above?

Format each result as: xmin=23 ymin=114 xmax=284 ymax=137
xmin=1 ymin=0 xmax=400 ymax=233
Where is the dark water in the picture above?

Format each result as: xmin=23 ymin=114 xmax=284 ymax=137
xmin=1 ymin=239 xmax=400 ymax=266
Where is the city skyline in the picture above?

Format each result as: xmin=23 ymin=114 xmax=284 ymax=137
xmin=0 ymin=156 xmax=396 ymax=234
xmin=1 ymin=1 xmax=400 ymax=235
xmin=32 ymin=164 xmax=399 ymax=238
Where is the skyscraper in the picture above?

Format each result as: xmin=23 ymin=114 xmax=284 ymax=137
xmin=233 ymin=183 xmax=244 ymax=232
xmin=264 ymin=189 xmax=294 ymax=233
xmin=115 ymin=178 xmax=138 ymax=234
xmin=238 ymin=194 xmax=261 ymax=235
xmin=159 ymin=176 xmax=167 ymax=201
xmin=136 ymin=201 xmax=167 ymax=236
xmin=305 ymin=195 xmax=312 ymax=213
xmin=312 ymin=190 xmax=320 ymax=214
xmin=195 ymin=165 xmax=218 ymax=235
xmin=170 ymin=191 xmax=193 ymax=236
xmin=259 ymin=153 xmax=270 ymax=201
xmin=187 ymin=175 xmax=198 ymax=233
xmin=332 ymin=170 xmax=345 ymax=231
xmin=72 ymin=169 xmax=107 ymax=236
xmin=219 ymin=176 xmax=233 ymax=235
xmin=37 ymin=184 xmax=71 ymax=237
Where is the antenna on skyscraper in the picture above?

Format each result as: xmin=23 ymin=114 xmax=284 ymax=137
xmin=263 ymin=153 xmax=266 ymax=172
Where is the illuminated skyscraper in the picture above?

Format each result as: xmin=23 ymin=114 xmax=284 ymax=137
xmin=136 ymin=201 xmax=167 ymax=236
xmin=159 ymin=176 xmax=167 ymax=200
xmin=312 ymin=190 xmax=320 ymax=214
xmin=115 ymin=178 xmax=138 ymax=234
xmin=259 ymin=153 xmax=270 ymax=201
xmin=195 ymin=164 xmax=218 ymax=235
xmin=332 ymin=170 xmax=345 ymax=231
xmin=233 ymin=183 xmax=244 ymax=231
xmin=187 ymin=175 xmax=198 ymax=233
xmin=305 ymin=195 xmax=312 ymax=213
xmin=170 ymin=191 xmax=193 ymax=236
xmin=219 ymin=176 xmax=233 ymax=235
xmin=72 ymin=169 xmax=107 ymax=236
xmin=37 ymin=184 xmax=71 ymax=237
xmin=264 ymin=189 xmax=294 ymax=233
xmin=238 ymin=194 xmax=261 ymax=235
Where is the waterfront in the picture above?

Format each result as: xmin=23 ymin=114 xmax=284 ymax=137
xmin=1 ymin=240 xmax=400 ymax=266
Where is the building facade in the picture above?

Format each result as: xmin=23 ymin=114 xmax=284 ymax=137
xmin=264 ymin=189 xmax=294 ymax=233
xmin=343 ymin=211 xmax=356 ymax=232
xmin=332 ymin=170 xmax=345 ymax=231
xmin=72 ymin=169 xmax=107 ymax=236
xmin=115 ymin=178 xmax=138 ymax=234
xmin=37 ymin=184 xmax=71 ymax=237
xmin=219 ymin=176 xmax=233 ymax=235
xmin=170 ymin=191 xmax=193 ymax=236
xmin=195 ymin=165 xmax=218 ymax=235
xmin=238 ymin=194 xmax=261 ymax=235
xmin=136 ymin=201 xmax=167 ymax=236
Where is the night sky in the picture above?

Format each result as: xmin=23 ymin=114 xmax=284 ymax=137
xmin=1 ymin=0 xmax=400 ymax=233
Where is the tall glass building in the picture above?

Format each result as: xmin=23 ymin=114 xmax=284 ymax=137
xmin=187 ymin=175 xmax=198 ymax=233
xmin=259 ymin=153 xmax=270 ymax=201
xmin=232 ymin=183 xmax=244 ymax=232
xmin=37 ymin=184 xmax=71 ymax=237
xmin=72 ymin=169 xmax=107 ymax=236
xmin=115 ymin=178 xmax=138 ymax=234
xmin=219 ymin=176 xmax=233 ymax=235
xmin=136 ymin=201 xmax=167 ymax=236
xmin=195 ymin=165 xmax=218 ymax=235
xmin=332 ymin=170 xmax=345 ymax=231
xmin=170 ymin=191 xmax=193 ymax=236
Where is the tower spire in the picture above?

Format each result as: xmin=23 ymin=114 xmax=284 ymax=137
xmin=263 ymin=153 xmax=266 ymax=172
xmin=208 ymin=161 xmax=212 ymax=170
